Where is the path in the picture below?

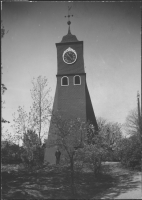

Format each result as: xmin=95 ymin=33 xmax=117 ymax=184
xmin=98 ymin=162 xmax=142 ymax=199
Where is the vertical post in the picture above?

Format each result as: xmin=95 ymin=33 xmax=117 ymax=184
xmin=137 ymin=91 xmax=141 ymax=174
xmin=137 ymin=91 xmax=141 ymax=134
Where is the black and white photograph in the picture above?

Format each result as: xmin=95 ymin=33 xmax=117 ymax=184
xmin=1 ymin=1 xmax=141 ymax=199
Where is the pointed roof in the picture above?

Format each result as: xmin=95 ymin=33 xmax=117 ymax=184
xmin=61 ymin=20 xmax=79 ymax=43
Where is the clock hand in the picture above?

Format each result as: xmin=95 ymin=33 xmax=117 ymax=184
xmin=67 ymin=53 xmax=72 ymax=60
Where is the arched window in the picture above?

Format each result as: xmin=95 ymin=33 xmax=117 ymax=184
xmin=61 ymin=76 xmax=69 ymax=86
xmin=74 ymin=75 xmax=81 ymax=85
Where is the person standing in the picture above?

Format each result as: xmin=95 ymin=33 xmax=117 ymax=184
xmin=55 ymin=149 xmax=61 ymax=165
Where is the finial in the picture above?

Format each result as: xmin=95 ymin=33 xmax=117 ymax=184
xmin=65 ymin=6 xmax=73 ymax=34
xmin=67 ymin=24 xmax=71 ymax=34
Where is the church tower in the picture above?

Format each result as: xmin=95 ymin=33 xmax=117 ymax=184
xmin=44 ymin=15 xmax=98 ymax=164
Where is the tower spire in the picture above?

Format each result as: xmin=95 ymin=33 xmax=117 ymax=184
xmin=65 ymin=6 xmax=73 ymax=34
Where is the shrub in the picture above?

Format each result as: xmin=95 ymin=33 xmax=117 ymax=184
xmin=2 ymin=141 xmax=22 ymax=164
xmin=21 ymin=130 xmax=45 ymax=169
xmin=119 ymin=134 xmax=141 ymax=169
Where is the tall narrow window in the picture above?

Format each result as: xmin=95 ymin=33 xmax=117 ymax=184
xmin=74 ymin=75 xmax=81 ymax=85
xmin=61 ymin=76 xmax=69 ymax=86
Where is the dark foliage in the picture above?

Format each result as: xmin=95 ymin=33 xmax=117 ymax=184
xmin=21 ymin=130 xmax=45 ymax=169
xmin=119 ymin=134 xmax=141 ymax=170
xmin=2 ymin=141 xmax=22 ymax=164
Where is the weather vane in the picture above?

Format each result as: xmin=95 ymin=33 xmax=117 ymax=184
xmin=65 ymin=6 xmax=73 ymax=26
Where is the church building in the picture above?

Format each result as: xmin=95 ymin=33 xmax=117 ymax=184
xmin=44 ymin=17 xmax=98 ymax=164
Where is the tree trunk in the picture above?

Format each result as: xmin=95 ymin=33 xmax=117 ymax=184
xmin=70 ymin=157 xmax=75 ymax=196
xmin=39 ymin=83 xmax=42 ymax=146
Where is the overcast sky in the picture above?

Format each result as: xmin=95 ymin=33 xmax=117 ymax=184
xmin=2 ymin=1 xmax=141 ymax=135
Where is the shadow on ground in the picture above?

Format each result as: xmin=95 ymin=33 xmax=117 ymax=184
xmin=2 ymin=162 xmax=140 ymax=199
xmin=92 ymin=162 xmax=141 ymax=199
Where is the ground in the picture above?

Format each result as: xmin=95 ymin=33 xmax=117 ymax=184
xmin=95 ymin=162 xmax=141 ymax=199
xmin=2 ymin=162 xmax=141 ymax=199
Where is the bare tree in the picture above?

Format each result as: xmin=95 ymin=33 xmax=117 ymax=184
xmin=1 ymin=21 xmax=5 ymax=38
xmin=1 ymin=21 xmax=9 ymax=123
xmin=1 ymin=83 xmax=9 ymax=123
xmin=12 ymin=106 xmax=29 ymax=145
xmin=12 ymin=76 xmax=52 ymax=145
xmin=97 ymin=117 xmax=122 ymax=150
xmin=30 ymin=76 xmax=52 ymax=144
xmin=49 ymin=113 xmax=88 ymax=195
xmin=125 ymin=108 xmax=140 ymax=136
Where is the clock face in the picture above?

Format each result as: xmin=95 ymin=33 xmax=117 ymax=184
xmin=63 ymin=47 xmax=77 ymax=64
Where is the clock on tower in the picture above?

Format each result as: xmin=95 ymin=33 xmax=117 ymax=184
xmin=44 ymin=16 xmax=98 ymax=164
xmin=63 ymin=47 xmax=77 ymax=64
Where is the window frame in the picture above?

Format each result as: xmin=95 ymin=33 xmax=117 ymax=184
xmin=61 ymin=76 xmax=69 ymax=86
xmin=73 ymin=75 xmax=81 ymax=85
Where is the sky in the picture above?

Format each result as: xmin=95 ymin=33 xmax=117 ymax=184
xmin=2 ymin=1 xmax=141 ymax=136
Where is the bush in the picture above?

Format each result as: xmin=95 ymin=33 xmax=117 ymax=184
xmin=2 ymin=141 xmax=22 ymax=164
xmin=76 ymin=142 xmax=106 ymax=176
xmin=21 ymin=130 xmax=45 ymax=169
xmin=119 ymin=134 xmax=141 ymax=169
xmin=21 ymin=146 xmax=44 ymax=169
